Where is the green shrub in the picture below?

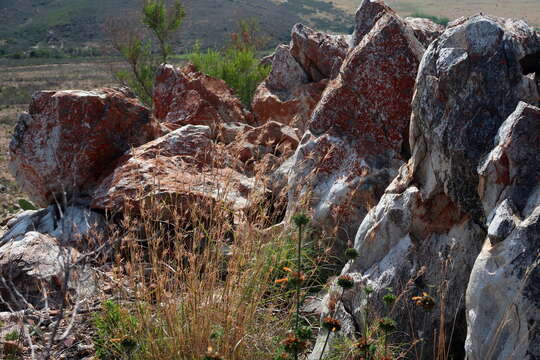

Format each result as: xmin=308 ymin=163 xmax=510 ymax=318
xmin=410 ymin=11 xmax=450 ymax=26
xmin=5 ymin=330 xmax=21 ymax=342
xmin=93 ymin=300 xmax=140 ymax=359
xmin=188 ymin=45 xmax=270 ymax=108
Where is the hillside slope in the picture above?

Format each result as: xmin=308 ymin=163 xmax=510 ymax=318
xmin=0 ymin=0 xmax=354 ymax=54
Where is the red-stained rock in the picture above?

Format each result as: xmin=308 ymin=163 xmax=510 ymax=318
xmin=227 ymin=121 xmax=299 ymax=174
xmin=404 ymin=17 xmax=445 ymax=47
xmin=90 ymin=125 xmax=255 ymax=215
xmin=217 ymin=122 xmax=254 ymax=145
xmin=290 ymin=23 xmax=350 ymax=81
xmin=351 ymin=0 xmax=395 ymax=47
xmin=251 ymin=80 xmax=327 ymax=133
xmin=8 ymin=88 xmax=159 ymax=207
xmin=251 ymin=45 xmax=327 ymax=133
xmin=287 ymin=13 xmax=424 ymax=249
xmin=153 ymin=64 xmax=249 ymax=131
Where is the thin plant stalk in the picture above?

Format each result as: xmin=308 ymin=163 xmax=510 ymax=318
xmin=319 ymin=331 xmax=331 ymax=360
xmin=295 ymin=222 xmax=303 ymax=360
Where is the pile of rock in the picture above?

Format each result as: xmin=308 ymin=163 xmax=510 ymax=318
xmin=2 ymin=0 xmax=539 ymax=358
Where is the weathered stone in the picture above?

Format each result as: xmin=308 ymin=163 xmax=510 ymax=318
xmin=287 ymin=13 xmax=423 ymax=251
xmin=0 ymin=206 xmax=105 ymax=247
xmin=404 ymin=17 xmax=445 ymax=47
xmin=217 ymin=122 xmax=254 ymax=145
xmin=251 ymin=79 xmax=326 ymax=133
xmin=0 ymin=232 xmax=95 ymax=310
xmin=153 ymin=64 xmax=249 ymax=131
xmin=311 ymin=15 xmax=540 ymax=359
xmin=290 ymin=23 xmax=349 ymax=81
xmin=227 ymin=121 xmax=299 ymax=173
xmin=9 ymin=88 xmax=159 ymax=207
xmin=265 ymin=45 xmax=309 ymax=93
xmin=410 ymin=16 xmax=539 ymax=222
xmin=466 ymin=102 xmax=540 ymax=359
xmin=91 ymin=125 xmax=255 ymax=215
xmin=251 ymin=44 xmax=326 ymax=133
xmin=351 ymin=0 xmax=395 ymax=47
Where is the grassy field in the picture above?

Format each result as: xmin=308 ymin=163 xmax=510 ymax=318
xmin=333 ymin=0 xmax=540 ymax=27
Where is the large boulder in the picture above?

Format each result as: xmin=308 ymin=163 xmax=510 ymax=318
xmin=91 ymin=125 xmax=255 ymax=216
xmin=251 ymin=45 xmax=327 ymax=133
xmin=153 ymin=64 xmax=249 ymax=131
xmin=466 ymin=102 xmax=540 ymax=359
xmin=287 ymin=12 xmax=424 ymax=251
xmin=0 ymin=232 xmax=95 ymax=310
xmin=290 ymin=23 xmax=350 ymax=82
xmin=9 ymin=88 xmax=159 ymax=207
xmin=312 ymin=15 xmax=540 ymax=359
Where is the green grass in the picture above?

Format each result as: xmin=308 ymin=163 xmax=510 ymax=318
xmin=93 ymin=300 xmax=141 ymax=359
xmin=5 ymin=330 xmax=21 ymax=342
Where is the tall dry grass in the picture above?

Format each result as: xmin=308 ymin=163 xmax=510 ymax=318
xmin=91 ymin=160 xmax=331 ymax=360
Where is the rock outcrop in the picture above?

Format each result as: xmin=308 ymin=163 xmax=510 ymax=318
xmin=251 ymin=45 xmax=327 ymax=133
xmin=290 ymin=23 xmax=349 ymax=82
xmin=310 ymin=14 xmax=540 ymax=359
xmin=9 ymin=88 xmax=159 ymax=207
xmin=251 ymin=24 xmax=349 ymax=134
xmin=287 ymin=11 xmax=424 ymax=251
xmin=465 ymin=102 xmax=540 ymax=359
xmin=91 ymin=125 xmax=255 ymax=216
xmin=153 ymin=64 xmax=249 ymax=131
xmin=3 ymin=1 xmax=540 ymax=358
xmin=227 ymin=120 xmax=299 ymax=175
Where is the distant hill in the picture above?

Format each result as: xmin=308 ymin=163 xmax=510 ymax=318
xmin=0 ymin=0 xmax=355 ymax=55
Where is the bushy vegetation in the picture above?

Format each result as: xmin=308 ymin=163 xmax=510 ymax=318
xmin=410 ymin=12 xmax=450 ymax=26
xmin=188 ymin=19 xmax=271 ymax=108
xmin=107 ymin=0 xmax=186 ymax=106
xmin=188 ymin=46 xmax=270 ymax=108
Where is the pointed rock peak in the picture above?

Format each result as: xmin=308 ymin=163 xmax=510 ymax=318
xmin=351 ymin=0 xmax=396 ymax=47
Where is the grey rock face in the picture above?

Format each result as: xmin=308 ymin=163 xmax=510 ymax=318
xmin=466 ymin=102 xmax=540 ymax=359
xmin=0 ymin=232 xmax=96 ymax=310
xmin=0 ymin=205 xmax=105 ymax=247
xmin=411 ymin=16 xmax=540 ymax=222
xmin=311 ymin=15 xmax=540 ymax=359
xmin=265 ymin=44 xmax=309 ymax=95
xmin=290 ymin=23 xmax=350 ymax=81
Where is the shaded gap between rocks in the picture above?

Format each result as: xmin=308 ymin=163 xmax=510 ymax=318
xmin=520 ymin=52 xmax=540 ymax=75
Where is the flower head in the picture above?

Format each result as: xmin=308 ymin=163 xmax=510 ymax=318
xmin=378 ymin=317 xmax=397 ymax=333
xmin=412 ymin=292 xmax=435 ymax=311
xmin=203 ymin=346 xmax=223 ymax=360
xmin=364 ymin=285 xmax=374 ymax=295
xmin=292 ymin=213 xmax=309 ymax=227
xmin=322 ymin=316 xmax=342 ymax=332
xmin=337 ymin=275 xmax=354 ymax=290
xmin=383 ymin=293 xmax=396 ymax=306
xmin=282 ymin=332 xmax=307 ymax=353
xmin=344 ymin=248 xmax=359 ymax=260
